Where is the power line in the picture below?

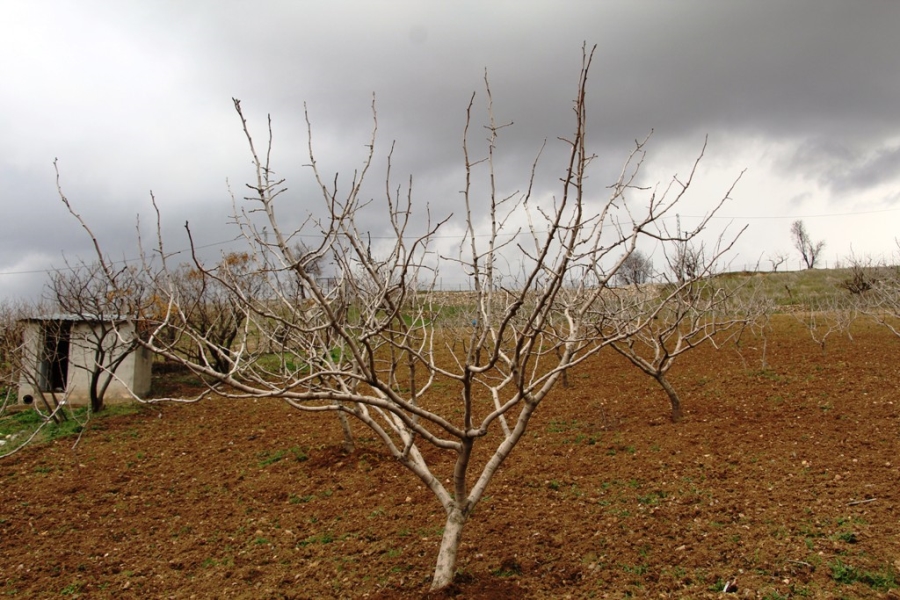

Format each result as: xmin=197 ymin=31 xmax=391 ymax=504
xmin=1 ymin=205 xmax=896 ymax=278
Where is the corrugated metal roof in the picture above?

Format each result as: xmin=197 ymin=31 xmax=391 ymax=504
xmin=19 ymin=314 xmax=138 ymax=323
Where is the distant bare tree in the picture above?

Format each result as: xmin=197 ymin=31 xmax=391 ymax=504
xmin=616 ymin=249 xmax=653 ymax=286
xmin=767 ymin=250 xmax=789 ymax=272
xmin=838 ymin=252 xmax=880 ymax=296
xmin=670 ymin=219 xmax=705 ymax=283
xmin=729 ymin=280 xmax=776 ymax=371
xmin=790 ymin=220 xmax=825 ymax=269
xmin=58 ymin=47 xmax=742 ymax=592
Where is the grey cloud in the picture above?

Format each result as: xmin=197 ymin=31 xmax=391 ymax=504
xmin=785 ymin=139 xmax=900 ymax=195
xmin=826 ymin=145 xmax=900 ymax=195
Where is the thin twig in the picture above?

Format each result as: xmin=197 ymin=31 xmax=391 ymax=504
xmin=70 ymin=408 xmax=92 ymax=451
xmin=786 ymin=560 xmax=813 ymax=568
xmin=847 ymin=498 xmax=877 ymax=506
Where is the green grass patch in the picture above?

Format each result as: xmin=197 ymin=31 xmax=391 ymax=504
xmin=258 ymin=446 xmax=308 ymax=467
xmin=59 ymin=581 xmax=85 ymax=596
xmin=1 ymin=407 xmax=86 ymax=449
xmin=829 ymin=558 xmax=897 ymax=590
xmin=636 ymin=490 xmax=667 ymax=505
xmin=257 ymin=449 xmax=287 ymax=467
xmin=1 ymin=403 xmax=148 ymax=452
xmin=298 ymin=532 xmax=334 ymax=547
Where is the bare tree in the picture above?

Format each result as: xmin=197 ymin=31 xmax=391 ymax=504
xmin=791 ymin=295 xmax=856 ymax=354
xmin=858 ymin=241 xmax=900 ymax=337
xmin=58 ymin=47 xmax=742 ymax=591
xmin=0 ymin=300 xmax=26 ymax=411
xmin=790 ymin=220 xmax=825 ymax=269
xmin=605 ymin=240 xmax=748 ymax=422
xmin=838 ymin=251 xmax=880 ymax=296
xmin=616 ymin=249 xmax=653 ymax=286
xmin=289 ymin=241 xmax=325 ymax=299
xmin=46 ymin=261 xmax=148 ymax=413
xmin=670 ymin=217 xmax=706 ymax=283
xmin=728 ymin=280 xmax=777 ymax=372
xmin=767 ymin=250 xmax=789 ymax=272
xmin=168 ymin=252 xmax=267 ymax=374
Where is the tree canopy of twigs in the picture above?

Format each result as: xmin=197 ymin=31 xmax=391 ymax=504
xmin=855 ymin=242 xmax=900 ymax=338
xmin=56 ymin=46 xmax=743 ymax=591
xmin=165 ymin=252 xmax=266 ymax=375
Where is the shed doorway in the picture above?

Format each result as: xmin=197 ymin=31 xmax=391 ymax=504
xmin=40 ymin=321 xmax=71 ymax=392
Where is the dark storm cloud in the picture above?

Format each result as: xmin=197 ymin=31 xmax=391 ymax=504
xmin=787 ymin=140 xmax=900 ymax=195
xmin=152 ymin=1 xmax=900 ymax=162
xmin=141 ymin=0 xmax=900 ymax=220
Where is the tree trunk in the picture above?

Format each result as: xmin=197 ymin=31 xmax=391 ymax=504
xmin=90 ymin=372 xmax=104 ymax=413
xmin=430 ymin=505 xmax=467 ymax=591
xmin=337 ymin=411 xmax=355 ymax=453
xmin=656 ymin=374 xmax=682 ymax=423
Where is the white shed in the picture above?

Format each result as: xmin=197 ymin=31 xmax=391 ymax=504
xmin=17 ymin=316 xmax=152 ymax=406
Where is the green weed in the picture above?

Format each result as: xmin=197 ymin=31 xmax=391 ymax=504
xmin=636 ymin=490 xmax=667 ymax=505
xmin=60 ymin=581 xmax=84 ymax=595
xmin=621 ymin=563 xmax=648 ymax=575
xmin=257 ymin=449 xmax=286 ymax=466
xmin=299 ymin=532 xmax=334 ymax=547
xmin=830 ymin=558 xmax=897 ymax=590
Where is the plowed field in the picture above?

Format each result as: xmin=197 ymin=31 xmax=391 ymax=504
xmin=2 ymin=317 xmax=899 ymax=598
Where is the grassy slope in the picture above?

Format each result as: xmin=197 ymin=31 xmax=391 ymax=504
xmin=715 ymin=267 xmax=867 ymax=308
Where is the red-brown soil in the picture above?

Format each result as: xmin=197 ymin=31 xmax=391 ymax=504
xmin=2 ymin=317 xmax=899 ymax=598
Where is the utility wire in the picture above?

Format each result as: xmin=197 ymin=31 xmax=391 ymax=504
xmin=1 ymin=205 xmax=897 ymax=278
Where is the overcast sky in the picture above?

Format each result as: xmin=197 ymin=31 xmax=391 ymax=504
xmin=2 ymin=0 xmax=899 ymax=301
